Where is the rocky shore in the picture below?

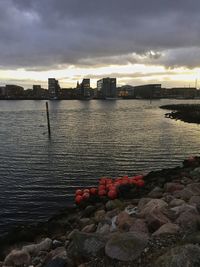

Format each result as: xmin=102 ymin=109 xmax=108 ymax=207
xmin=160 ymin=104 xmax=200 ymax=124
xmin=1 ymin=157 xmax=200 ymax=266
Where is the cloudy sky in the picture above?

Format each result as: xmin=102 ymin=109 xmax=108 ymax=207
xmin=1 ymin=0 xmax=200 ymax=89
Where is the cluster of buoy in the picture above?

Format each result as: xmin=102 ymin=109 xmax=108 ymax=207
xmin=75 ymin=175 xmax=145 ymax=205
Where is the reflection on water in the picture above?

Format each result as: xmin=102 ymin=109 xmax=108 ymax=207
xmin=0 ymin=99 xmax=200 ymax=234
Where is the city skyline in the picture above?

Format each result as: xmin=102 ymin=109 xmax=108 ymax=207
xmin=1 ymin=1 xmax=200 ymax=89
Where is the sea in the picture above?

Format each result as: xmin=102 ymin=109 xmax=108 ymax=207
xmin=0 ymin=99 xmax=200 ymax=235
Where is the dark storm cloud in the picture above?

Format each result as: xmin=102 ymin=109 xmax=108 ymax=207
xmin=1 ymin=0 xmax=200 ymax=69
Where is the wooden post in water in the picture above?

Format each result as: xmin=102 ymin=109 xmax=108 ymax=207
xmin=46 ymin=101 xmax=51 ymax=136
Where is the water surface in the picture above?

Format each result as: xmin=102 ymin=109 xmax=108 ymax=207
xmin=0 ymin=99 xmax=200 ymax=234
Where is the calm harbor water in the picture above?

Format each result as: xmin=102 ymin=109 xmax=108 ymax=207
xmin=0 ymin=99 xmax=200 ymax=235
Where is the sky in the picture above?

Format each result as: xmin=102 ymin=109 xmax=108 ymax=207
xmin=1 ymin=0 xmax=200 ymax=89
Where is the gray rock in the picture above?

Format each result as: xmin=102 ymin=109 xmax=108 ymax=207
xmin=67 ymin=231 xmax=107 ymax=259
xmin=105 ymin=232 xmax=148 ymax=261
xmin=94 ymin=210 xmax=106 ymax=223
xmin=82 ymin=205 xmax=96 ymax=217
xmin=152 ymin=223 xmax=180 ymax=236
xmin=138 ymin=198 xmax=152 ymax=211
xmin=169 ymin=198 xmax=185 ymax=207
xmin=154 ymin=244 xmax=200 ymax=267
xmin=189 ymin=196 xmax=200 ymax=210
xmin=146 ymin=210 xmax=171 ymax=232
xmin=164 ymin=182 xmax=184 ymax=193
xmin=79 ymin=218 xmax=91 ymax=227
xmin=52 ymin=240 xmax=63 ymax=249
xmin=105 ymin=199 xmax=123 ymax=211
xmin=81 ymin=223 xmax=96 ymax=233
xmin=96 ymin=223 xmax=111 ymax=235
xmin=22 ymin=237 xmax=52 ymax=255
xmin=43 ymin=258 xmax=67 ymax=267
xmin=3 ymin=249 xmax=31 ymax=266
xmin=148 ymin=187 xmax=163 ymax=198
xmin=129 ymin=219 xmax=149 ymax=235
xmin=176 ymin=210 xmax=200 ymax=231
xmin=183 ymin=231 xmax=200 ymax=244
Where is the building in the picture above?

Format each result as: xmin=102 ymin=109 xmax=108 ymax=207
xmin=5 ymin=85 xmax=24 ymax=98
xmin=118 ymin=85 xmax=135 ymax=98
xmin=80 ymin=79 xmax=90 ymax=98
xmin=134 ymin=84 xmax=162 ymax=99
xmin=97 ymin=78 xmax=117 ymax=98
xmin=48 ymin=78 xmax=61 ymax=99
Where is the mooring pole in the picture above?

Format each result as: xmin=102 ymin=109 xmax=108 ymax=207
xmin=46 ymin=101 xmax=51 ymax=136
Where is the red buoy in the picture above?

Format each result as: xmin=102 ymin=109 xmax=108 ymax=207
xmin=82 ymin=192 xmax=90 ymax=200
xmin=75 ymin=189 xmax=83 ymax=196
xmin=90 ymin=187 xmax=97 ymax=195
xmin=108 ymin=190 xmax=117 ymax=199
xmin=75 ymin=195 xmax=83 ymax=204
xmin=98 ymin=189 xmax=106 ymax=196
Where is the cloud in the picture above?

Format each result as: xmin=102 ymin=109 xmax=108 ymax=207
xmin=0 ymin=0 xmax=200 ymax=69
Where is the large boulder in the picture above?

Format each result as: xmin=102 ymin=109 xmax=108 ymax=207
xmin=154 ymin=244 xmax=200 ymax=267
xmin=22 ymin=238 xmax=52 ymax=255
xmin=148 ymin=187 xmax=163 ymax=198
xmin=3 ymin=249 xmax=31 ymax=266
xmin=138 ymin=198 xmax=152 ymax=211
xmin=67 ymin=231 xmax=107 ymax=260
xmin=176 ymin=210 xmax=200 ymax=231
xmin=169 ymin=198 xmax=185 ymax=207
xmin=129 ymin=219 xmax=149 ymax=235
xmin=105 ymin=232 xmax=148 ymax=261
xmin=139 ymin=199 xmax=168 ymax=217
xmin=145 ymin=210 xmax=171 ymax=232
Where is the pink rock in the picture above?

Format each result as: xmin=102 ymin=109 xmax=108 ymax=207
xmin=3 ymin=250 xmax=31 ymax=266
xmin=81 ymin=224 xmax=96 ymax=233
xmin=116 ymin=211 xmax=134 ymax=231
xmin=176 ymin=210 xmax=200 ymax=231
xmin=139 ymin=199 xmax=168 ymax=217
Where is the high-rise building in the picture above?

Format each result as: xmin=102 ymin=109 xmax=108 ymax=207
xmin=80 ymin=79 xmax=90 ymax=97
xmin=48 ymin=78 xmax=61 ymax=99
xmin=97 ymin=78 xmax=117 ymax=98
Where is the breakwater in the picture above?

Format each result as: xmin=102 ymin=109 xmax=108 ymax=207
xmin=1 ymin=157 xmax=200 ymax=266
xmin=160 ymin=104 xmax=200 ymax=124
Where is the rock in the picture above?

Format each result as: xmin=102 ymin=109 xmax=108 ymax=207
xmin=81 ymin=224 xmax=96 ymax=233
xmin=43 ymin=258 xmax=67 ymax=267
xmin=115 ymin=211 xmax=134 ymax=232
xmin=183 ymin=231 xmax=200 ymax=244
xmin=171 ymin=204 xmax=198 ymax=216
xmin=96 ymin=223 xmax=111 ymax=235
xmin=152 ymin=223 xmax=180 ymax=236
xmin=187 ymin=183 xmax=200 ymax=195
xmin=22 ymin=238 xmax=52 ymax=255
xmin=46 ymin=247 xmax=68 ymax=260
xmin=105 ymin=208 xmax=120 ymax=219
xmin=148 ymin=187 xmax=163 ymax=198
xmin=139 ymin=199 xmax=168 ymax=217
xmin=162 ymin=193 xmax=174 ymax=203
xmin=82 ymin=205 xmax=96 ymax=217
xmin=79 ymin=218 xmax=91 ymax=228
xmin=129 ymin=219 xmax=149 ymax=235
xmin=138 ymin=198 xmax=152 ymax=211
xmin=174 ymin=188 xmax=193 ymax=201
xmin=94 ymin=210 xmax=106 ymax=223
xmin=3 ymin=249 xmax=31 ymax=266
xmin=67 ymin=229 xmax=79 ymax=240
xmin=67 ymin=231 xmax=107 ymax=260
xmin=164 ymin=182 xmax=184 ymax=193
xmin=176 ymin=210 xmax=200 ymax=231
xmin=154 ymin=244 xmax=200 ymax=267
xmin=190 ymin=167 xmax=200 ymax=178
xmin=105 ymin=232 xmax=148 ymax=261
xmin=146 ymin=210 xmax=171 ymax=232
xmin=52 ymin=240 xmax=63 ymax=249
xmin=189 ymin=196 xmax=200 ymax=211
xmin=169 ymin=198 xmax=185 ymax=207
xmin=105 ymin=199 xmax=123 ymax=211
